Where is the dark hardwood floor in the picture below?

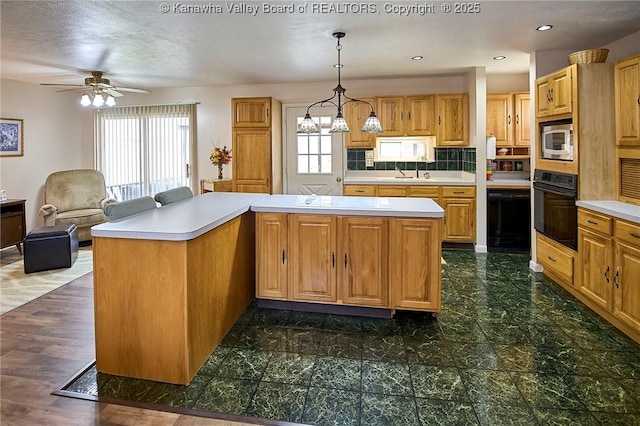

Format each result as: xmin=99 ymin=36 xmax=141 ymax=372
xmin=0 ymin=253 xmax=257 ymax=426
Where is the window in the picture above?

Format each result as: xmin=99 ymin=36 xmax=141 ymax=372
xmin=296 ymin=115 xmax=333 ymax=174
xmin=373 ymin=136 xmax=436 ymax=162
xmin=95 ymin=104 xmax=196 ymax=201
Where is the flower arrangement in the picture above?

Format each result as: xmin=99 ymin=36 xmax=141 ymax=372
xmin=210 ymin=146 xmax=232 ymax=179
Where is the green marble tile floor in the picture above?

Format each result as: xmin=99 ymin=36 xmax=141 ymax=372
xmin=63 ymin=251 xmax=640 ymax=425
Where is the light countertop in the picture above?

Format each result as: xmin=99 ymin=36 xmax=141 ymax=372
xmin=343 ymin=171 xmax=475 ymax=186
xmin=91 ymin=192 xmax=267 ymax=241
xmin=576 ymin=200 xmax=640 ymax=225
xmin=250 ymin=194 xmax=444 ymax=217
xmin=92 ymin=192 xmax=444 ymax=241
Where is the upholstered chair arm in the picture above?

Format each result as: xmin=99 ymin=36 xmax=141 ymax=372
xmin=38 ymin=204 xmax=58 ymax=226
xmin=100 ymin=198 xmax=118 ymax=210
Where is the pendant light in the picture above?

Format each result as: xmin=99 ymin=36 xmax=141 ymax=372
xmin=297 ymin=32 xmax=383 ymax=135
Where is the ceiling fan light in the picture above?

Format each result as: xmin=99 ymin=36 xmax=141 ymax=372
xmin=105 ymin=94 xmax=116 ymax=107
xmin=361 ymin=112 xmax=383 ymax=134
xmin=297 ymin=113 xmax=319 ymax=134
xmin=80 ymin=93 xmax=92 ymax=106
xmin=329 ymin=112 xmax=350 ymax=134
xmin=92 ymin=94 xmax=104 ymax=107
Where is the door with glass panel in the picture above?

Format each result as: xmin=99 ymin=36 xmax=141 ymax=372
xmin=285 ymin=106 xmax=344 ymax=195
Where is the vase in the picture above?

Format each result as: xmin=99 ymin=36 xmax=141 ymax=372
xmin=217 ymin=164 xmax=223 ymax=180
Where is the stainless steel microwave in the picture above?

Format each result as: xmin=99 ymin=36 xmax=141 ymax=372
xmin=541 ymin=123 xmax=573 ymax=161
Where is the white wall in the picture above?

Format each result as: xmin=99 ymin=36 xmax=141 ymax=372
xmin=0 ymin=79 xmax=89 ymax=233
xmin=487 ymin=74 xmax=529 ymax=93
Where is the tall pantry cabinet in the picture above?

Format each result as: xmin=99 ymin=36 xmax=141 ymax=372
xmin=231 ymin=97 xmax=283 ymax=194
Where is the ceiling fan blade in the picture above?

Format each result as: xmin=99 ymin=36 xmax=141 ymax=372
xmin=106 ymin=89 xmax=124 ymax=97
xmin=56 ymin=87 xmax=89 ymax=93
xmin=40 ymin=83 xmax=85 ymax=87
xmin=114 ymin=87 xmax=151 ymax=94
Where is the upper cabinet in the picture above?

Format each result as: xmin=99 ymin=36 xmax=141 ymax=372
xmin=376 ymin=95 xmax=437 ymax=137
xmin=344 ymin=97 xmax=376 ymax=148
xmin=487 ymin=93 xmax=531 ymax=148
xmin=437 ymin=94 xmax=469 ymax=146
xmin=232 ymin=97 xmax=272 ymax=127
xmin=536 ymin=66 xmax=573 ymax=118
xmin=615 ymin=54 xmax=640 ymax=147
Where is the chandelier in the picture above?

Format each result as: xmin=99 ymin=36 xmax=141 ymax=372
xmin=297 ymin=32 xmax=383 ymax=134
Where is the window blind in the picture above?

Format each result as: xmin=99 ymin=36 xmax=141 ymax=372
xmin=95 ymin=104 xmax=197 ymax=201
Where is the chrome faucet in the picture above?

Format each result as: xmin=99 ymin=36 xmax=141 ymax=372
xmin=395 ymin=166 xmax=406 ymax=177
xmin=424 ymin=172 xmax=430 ymax=179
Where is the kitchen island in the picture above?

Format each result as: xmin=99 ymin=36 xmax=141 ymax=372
xmin=251 ymin=195 xmax=444 ymax=313
xmin=91 ymin=192 xmax=443 ymax=385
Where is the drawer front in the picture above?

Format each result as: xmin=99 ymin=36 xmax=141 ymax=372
xmin=408 ymin=186 xmax=440 ymax=198
xmin=537 ymin=236 xmax=574 ymax=284
xmin=615 ymin=219 xmax=640 ymax=248
xmin=343 ymin=185 xmax=376 ymax=196
xmin=441 ymin=186 xmax=475 ymax=198
xmin=578 ymin=209 xmax=613 ymax=235
xmin=377 ymin=186 xmax=408 ymax=197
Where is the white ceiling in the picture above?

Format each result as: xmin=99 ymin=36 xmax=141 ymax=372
xmin=1 ymin=1 xmax=639 ymax=92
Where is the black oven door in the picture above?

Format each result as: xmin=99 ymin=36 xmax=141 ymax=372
xmin=533 ymin=181 xmax=577 ymax=250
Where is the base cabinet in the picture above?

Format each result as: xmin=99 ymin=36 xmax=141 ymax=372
xmin=578 ymin=227 xmax=613 ymax=311
xmin=256 ymin=212 xmax=441 ymax=312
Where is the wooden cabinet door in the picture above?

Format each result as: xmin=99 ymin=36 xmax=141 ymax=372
xmin=549 ymin=68 xmax=572 ymax=116
xmin=289 ymin=215 xmax=337 ymax=303
xmin=487 ymin=94 xmax=513 ymax=146
xmin=615 ymin=55 xmax=640 ymax=146
xmin=536 ymin=78 xmax=551 ymax=118
xmin=390 ymin=218 xmax=441 ymax=311
xmin=406 ymin=95 xmax=436 ymax=136
xmin=256 ymin=213 xmax=288 ymax=299
xmin=377 ymin=97 xmax=405 ymax=136
xmin=437 ymin=94 xmax=468 ymax=146
xmin=340 ymin=217 xmax=388 ymax=307
xmin=344 ymin=98 xmax=376 ymax=148
xmin=578 ymin=228 xmax=613 ymax=311
xmin=232 ymin=97 xmax=271 ymax=127
xmin=377 ymin=185 xmax=408 ymax=197
xmin=514 ymin=93 xmax=531 ymax=147
xmin=442 ymin=198 xmax=475 ymax=242
xmin=614 ymin=241 xmax=640 ymax=332
xmin=232 ymin=129 xmax=271 ymax=193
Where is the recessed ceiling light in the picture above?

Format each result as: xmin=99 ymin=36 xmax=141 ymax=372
xmin=493 ymin=56 xmax=506 ymax=61
xmin=537 ymin=24 xmax=553 ymax=31
xmin=412 ymin=56 xmax=423 ymax=60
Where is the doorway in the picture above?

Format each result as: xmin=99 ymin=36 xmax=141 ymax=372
xmin=284 ymin=105 xmax=344 ymax=195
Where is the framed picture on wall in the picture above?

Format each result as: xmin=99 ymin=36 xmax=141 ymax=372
xmin=0 ymin=118 xmax=24 ymax=157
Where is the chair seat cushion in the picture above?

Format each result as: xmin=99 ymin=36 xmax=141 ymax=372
xmin=57 ymin=209 xmax=106 ymax=227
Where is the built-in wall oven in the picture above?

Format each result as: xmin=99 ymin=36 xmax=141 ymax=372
xmin=533 ymin=169 xmax=578 ymax=250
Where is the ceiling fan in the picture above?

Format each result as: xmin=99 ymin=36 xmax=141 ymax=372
xmin=41 ymin=71 xmax=150 ymax=107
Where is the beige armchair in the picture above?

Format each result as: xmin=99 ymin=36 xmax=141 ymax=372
xmin=39 ymin=169 xmax=116 ymax=242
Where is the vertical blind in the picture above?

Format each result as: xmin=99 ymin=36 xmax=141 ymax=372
xmin=95 ymin=104 xmax=197 ymax=201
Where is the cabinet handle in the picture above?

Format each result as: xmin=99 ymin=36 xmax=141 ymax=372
xmin=547 ymin=255 xmax=556 ymax=262
xmin=332 ymin=252 xmax=335 ymax=268
xmin=587 ymin=219 xmax=598 ymax=225
xmin=637 ymin=95 xmax=640 ymax=105
xmin=453 ymin=191 xmax=464 ymax=194
xmin=438 ymin=116 xmax=441 ymax=125
xmin=614 ymin=270 xmax=620 ymax=289
xmin=355 ymin=190 xmax=365 ymax=193
xmin=516 ymin=114 xmax=520 ymax=124
xmin=266 ymin=108 xmax=269 ymax=119
xmin=508 ymin=115 xmax=511 ymax=125
xmin=408 ymin=111 xmax=411 ymax=121
xmin=282 ymin=249 xmax=285 ymax=264
xmin=604 ymin=266 xmax=610 ymax=282
xmin=344 ymin=253 xmax=348 ymax=268
xmin=630 ymin=232 xmax=640 ymax=239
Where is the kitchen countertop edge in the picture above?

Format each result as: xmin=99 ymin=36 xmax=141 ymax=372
xmin=576 ymin=200 xmax=640 ymax=225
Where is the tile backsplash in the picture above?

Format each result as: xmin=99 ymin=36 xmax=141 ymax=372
xmin=347 ymin=148 xmax=476 ymax=172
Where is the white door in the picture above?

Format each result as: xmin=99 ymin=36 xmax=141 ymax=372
xmin=285 ymin=106 xmax=344 ymax=195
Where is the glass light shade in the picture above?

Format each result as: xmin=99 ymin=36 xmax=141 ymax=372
xmin=297 ymin=113 xmax=319 ymax=134
xmin=361 ymin=112 xmax=383 ymax=134
xmin=80 ymin=93 xmax=91 ymax=106
xmin=92 ymin=94 xmax=105 ymax=107
xmin=105 ymin=95 xmax=116 ymax=107
xmin=329 ymin=112 xmax=350 ymax=133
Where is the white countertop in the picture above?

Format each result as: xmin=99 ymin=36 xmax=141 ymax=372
xmin=250 ymin=194 xmax=444 ymax=217
xmin=343 ymin=171 xmax=475 ymax=186
xmin=576 ymin=200 xmax=640 ymax=225
xmin=91 ymin=192 xmax=267 ymax=241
